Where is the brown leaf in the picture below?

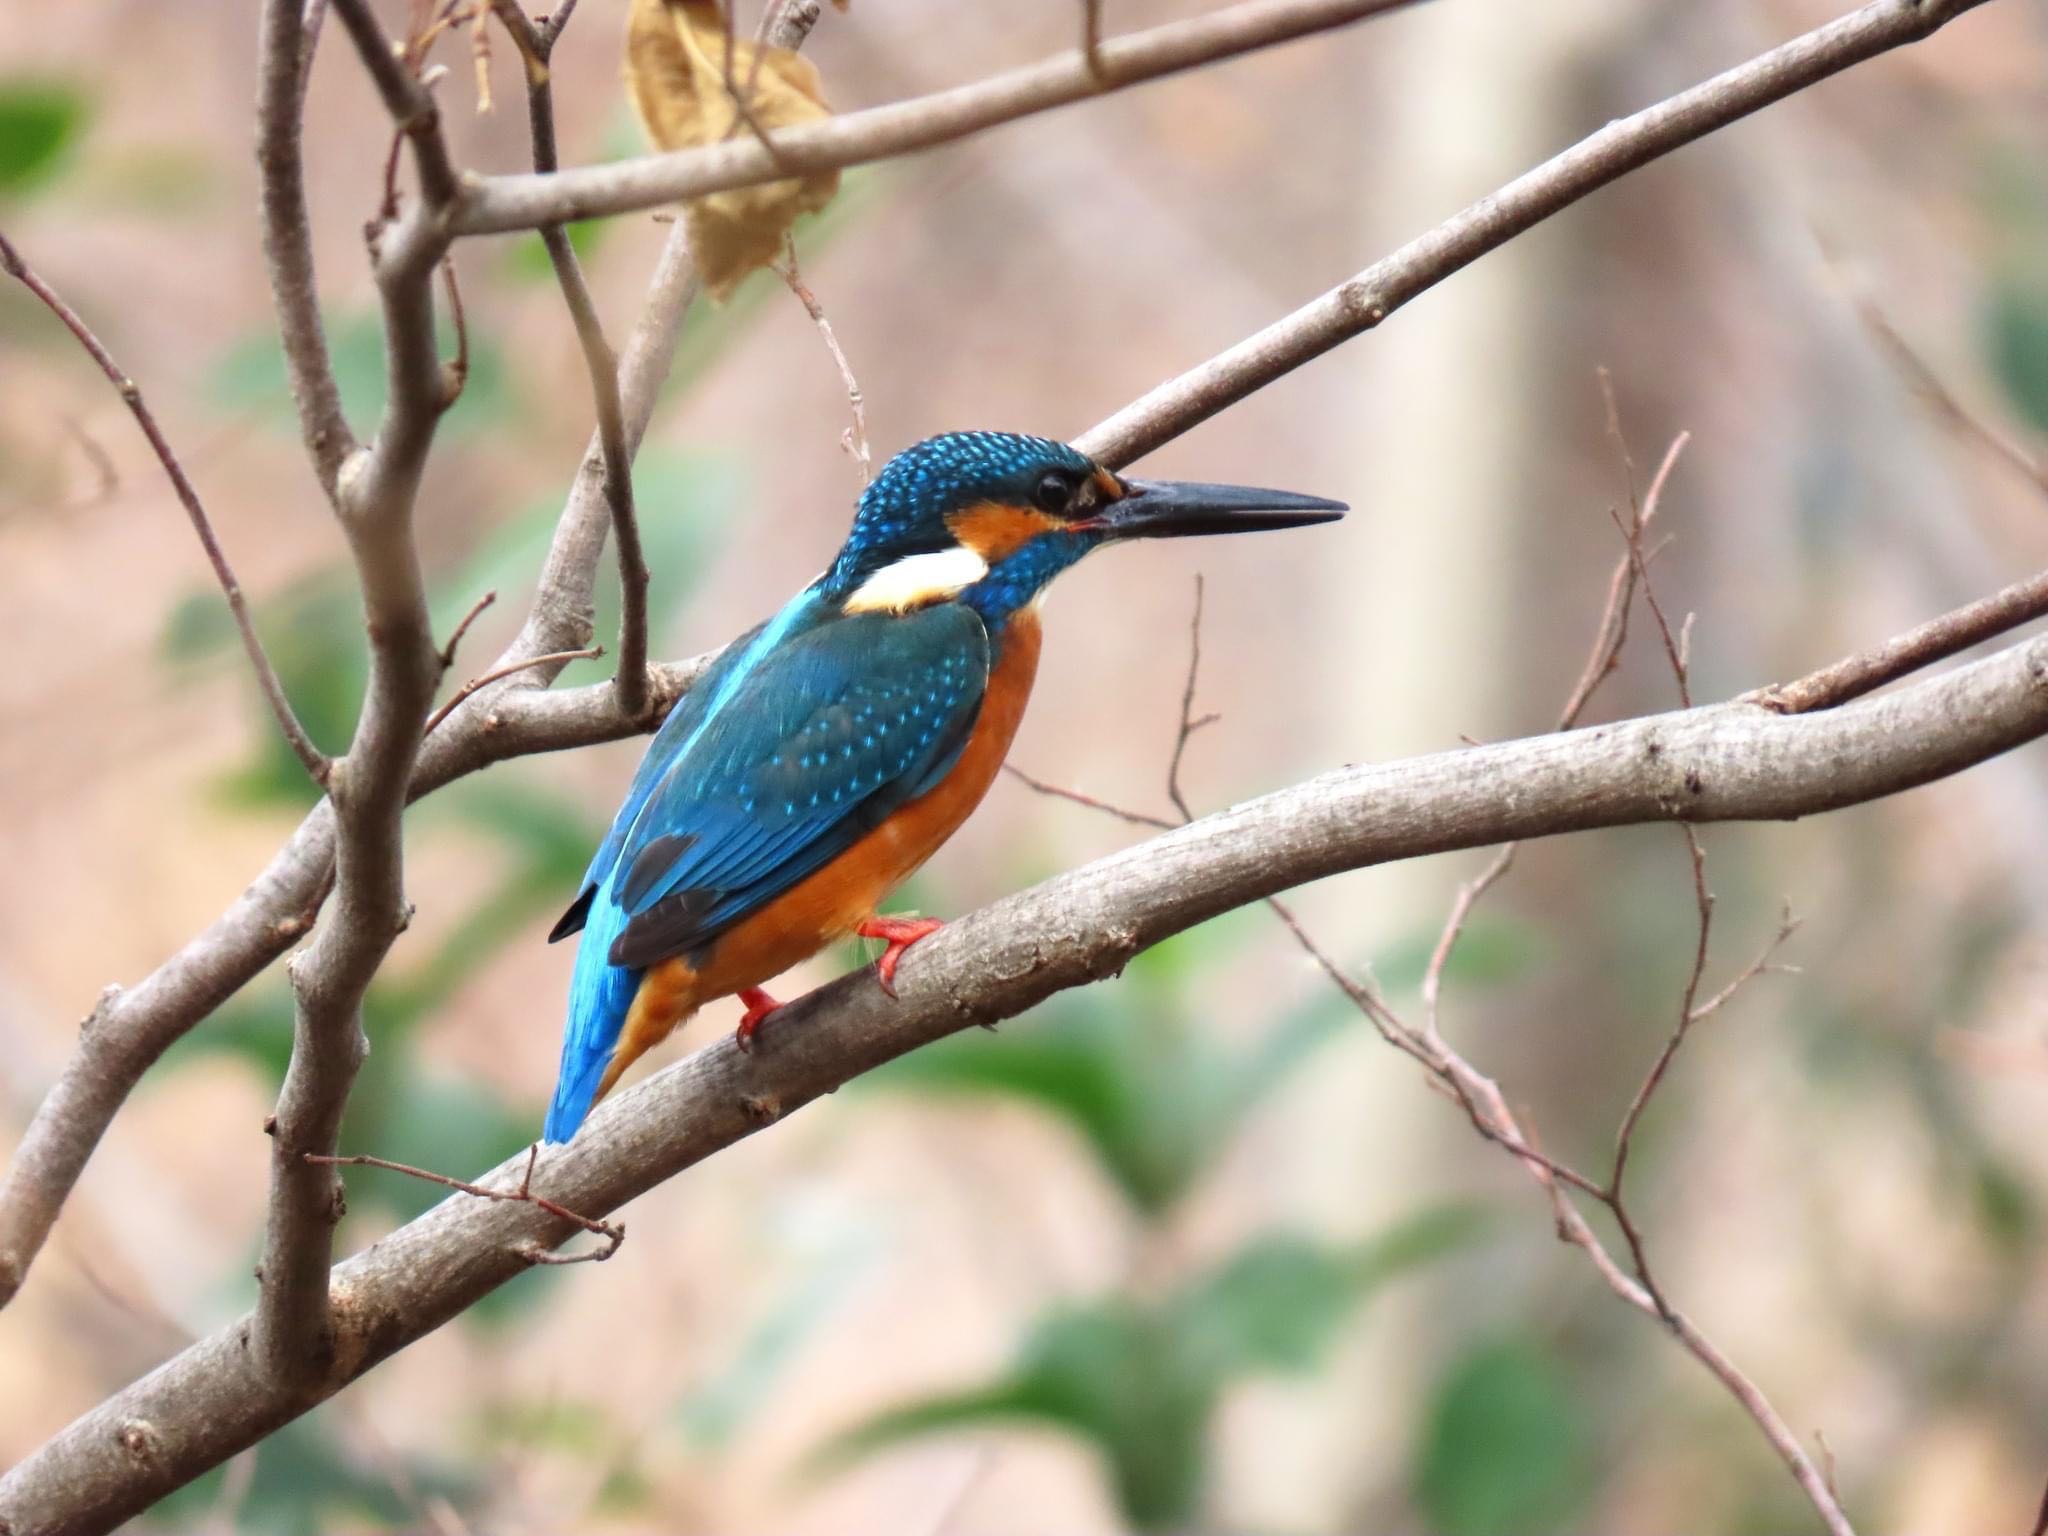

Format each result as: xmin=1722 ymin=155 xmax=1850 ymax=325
xmin=624 ymin=0 xmax=839 ymax=301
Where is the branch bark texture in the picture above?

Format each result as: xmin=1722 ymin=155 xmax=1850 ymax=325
xmin=5 ymin=628 xmax=2048 ymax=1530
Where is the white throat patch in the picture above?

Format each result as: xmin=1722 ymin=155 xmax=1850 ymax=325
xmin=843 ymin=547 xmax=989 ymax=614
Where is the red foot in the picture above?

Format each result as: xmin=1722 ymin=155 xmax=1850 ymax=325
xmin=734 ymin=986 xmax=784 ymax=1052
xmin=858 ymin=915 xmax=945 ymax=998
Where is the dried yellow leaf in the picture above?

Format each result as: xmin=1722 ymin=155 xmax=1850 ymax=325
xmin=624 ymin=0 xmax=839 ymax=301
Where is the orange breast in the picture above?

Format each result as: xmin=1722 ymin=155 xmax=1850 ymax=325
xmin=688 ymin=608 xmax=1044 ymax=1001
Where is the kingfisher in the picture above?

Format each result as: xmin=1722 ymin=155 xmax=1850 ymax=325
xmin=542 ymin=431 xmax=1344 ymax=1142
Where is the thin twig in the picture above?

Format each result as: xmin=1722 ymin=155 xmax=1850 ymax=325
xmin=1606 ymin=824 xmax=1711 ymax=1310
xmin=438 ymin=255 xmax=469 ymax=407
xmin=491 ymin=0 xmax=652 ymax=719
xmin=1001 ymin=765 xmax=1176 ymax=830
xmin=1165 ymin=575 xmax=1220 ymax=822
xmin=0 ymin=230 xmax=329 ymax=786
xmin=305 ymin=1146 xmax=623 ymax=1262
xmin=1757 ymin=566 xmax=2048 ymax=714
xmin=425 ymin=647 xmax=602 ymax=736
xmin=469 ymin=1 xmax=494 ymax=113
xmin=1277 ymin=409 xmax=1841 ymax=1536
xmin=1081 ymin=0 xmax=1109 ymax=80
xmin=539 ymin=0 xmax=580 ymax=49
xmin=331 ymin=0 xmax=461 ymax=209
xmin=1422 ymin=416 xmax=1690 ymax=1041
xmin=437 ymin=589 xmax=497 ymax=671
xmin=258 ymin=0 xmax=358 ymax=496
xmin=1685 ymin=905 xmax=1802 ymax=1026
xmin=715 ymin=0 xmax=795 ymax=169
xmin=778 ymin=237 xmax=871 ymax=482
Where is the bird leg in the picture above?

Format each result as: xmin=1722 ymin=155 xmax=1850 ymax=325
xmin=857 ymin=914 xmax=945 ymax=998
xmin=734 ymin=986 xmax=784 ymax=1051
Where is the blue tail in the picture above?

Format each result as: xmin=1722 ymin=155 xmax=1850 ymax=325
xmin=543 ymin=880 xmax=643 ymax=1143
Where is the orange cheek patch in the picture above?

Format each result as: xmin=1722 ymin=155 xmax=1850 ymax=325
xmin=1092 ymin=467 xmax=1126 ymax=501
xmin=947 ymin=501 xmax=1063 ymax=563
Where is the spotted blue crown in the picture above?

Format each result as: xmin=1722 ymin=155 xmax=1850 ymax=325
xmin=826 ymin=432 xmax=1095 ymax=591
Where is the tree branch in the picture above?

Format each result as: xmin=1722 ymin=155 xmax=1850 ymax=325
xmin=7 ymin=620 xmax=2048 ymax=1529
xmin=255 ymin=0 xmax=357 ymax=497
xmin=0 ymin=230 xmax=329 ymax=786
xmin=1074 ymin=0 xmax=1998 ymax=467
xmin=454 ymin=0 xmax=1423 ymax=234
xmin=327 ymin=0 xmax=461 ymax=211
xmin=253 ymin=0 xmax=467 ymax=1388
xmin=1756 ymin=565 xmax=2048 ymax=713
xmin=490 ymin=0 xmax=653 ymax=720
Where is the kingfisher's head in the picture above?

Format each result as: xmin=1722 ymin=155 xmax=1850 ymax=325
xmin=820 ymin=431 xmax=1346 ymax=623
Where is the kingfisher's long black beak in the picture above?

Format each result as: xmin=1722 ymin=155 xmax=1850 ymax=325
xmin=1093 ymin=477 xmax=1347 ymax=540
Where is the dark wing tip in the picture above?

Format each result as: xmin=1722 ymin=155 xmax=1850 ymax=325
xmin=617 ymin=831 xmax=701 ymax=914
xmin=609 ymin=885 xmax=719 ymax=970
xmin=548 ymin=885 xmax=597 ymax=944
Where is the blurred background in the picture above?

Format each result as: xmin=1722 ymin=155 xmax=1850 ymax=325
xmin=4 ymin=1 xmax=2048 ymax=1530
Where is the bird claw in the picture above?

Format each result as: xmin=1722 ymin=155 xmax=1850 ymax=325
xmin=858 ymin=915 xmax=945 ymax=999
xmin=734 ymin=986 xmax=783 ymax=1051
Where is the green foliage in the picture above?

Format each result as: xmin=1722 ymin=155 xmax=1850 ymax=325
xmin=502 ymin=219 xmax=610 ymax=284
xmin=0 ymin=78 xmax=88 ymax=196
xmin=1977 ymin=146 xmax=2048 ymax=439
xmin=207 ymin=310 xmax=510 ymax=437
xmin=1413 ymin=1334 xmax=1591 ymax=1536
xmin=1179 ymin=1213 xmax=1485 ymax=1378
xmin=1981 ymin=274 xmax=2048 ymax=436
xmin=819 ymin=1207 xmax=1482 ymax=1529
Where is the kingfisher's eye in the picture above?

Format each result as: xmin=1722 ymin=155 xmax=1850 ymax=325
xmin=1032 ymin=470 xmax=1076 ymax=513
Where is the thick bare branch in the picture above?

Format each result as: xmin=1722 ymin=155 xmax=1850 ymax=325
xmin=7 ymin=623 xmax=2048 ymax=1528
xmin=455 ymin=0 xmax=1423 ymax=234
xmin=0 ymin=231 xmax=329 ymax=786
xmin=778 ymin=238 xmax=872 ymax=483
xmin=255 ymin=0 xmax=357 ymax=495
xmin=253 ymin=0 xmax=469 ymax=1388
xmin=1076 ymin=0 xmax=1997 ymax=467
